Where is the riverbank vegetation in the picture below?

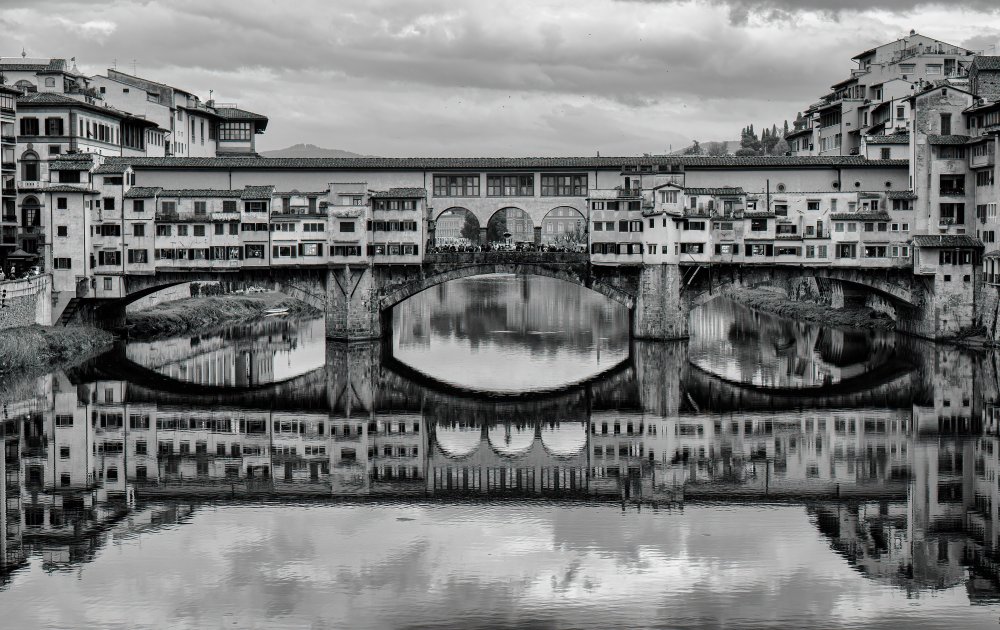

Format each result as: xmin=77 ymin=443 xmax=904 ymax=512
xmin=0 ymin=325 xmax=115 ymax=396
xmin=122 ymin=292 xmax=321 ymax=339
xmin=722 ymin=287 xmax=895 ymax=331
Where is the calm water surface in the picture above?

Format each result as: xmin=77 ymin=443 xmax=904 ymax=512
xmin=2 ymin=275 xmax=1000 ymax=629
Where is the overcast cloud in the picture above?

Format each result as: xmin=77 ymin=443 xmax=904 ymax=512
xmin=3 ymin=0 xmax=1000 ymax=155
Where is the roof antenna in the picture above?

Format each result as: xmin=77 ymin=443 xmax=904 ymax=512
xmin=20 ymin=48 xmax=26 ymax=59
xmin=132 ymin=59 xmax=136 ymax=75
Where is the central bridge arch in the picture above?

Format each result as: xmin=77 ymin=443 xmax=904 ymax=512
xmin=374 ymin=256 xmax=639 ymax=313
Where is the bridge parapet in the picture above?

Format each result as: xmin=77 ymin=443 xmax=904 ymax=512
xmin=424 ymin=251 xmax=589 ymax=265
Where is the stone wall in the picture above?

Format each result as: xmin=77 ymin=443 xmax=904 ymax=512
xmin=976 ymin=277 xmax=1000 ymax=340
xmin=633 ymin=264 xmax=689 ymax=340
xmin=0 ymin=275 xmax=52 ymax=331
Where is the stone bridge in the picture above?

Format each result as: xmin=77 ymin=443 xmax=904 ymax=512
xmin=68 ymin=255 xmax=967 ymax=340
xmin=680 ymin=263 xmax=959 ymax=338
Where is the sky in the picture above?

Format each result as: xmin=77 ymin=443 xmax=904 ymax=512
xmin=2 ymin=503 xmax=993 ymax=628
xmin=3 ymin=0 xmax=1000 ymax=156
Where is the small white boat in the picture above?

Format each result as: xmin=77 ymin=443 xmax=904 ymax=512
xmin=263 ymin=307 xmax=289 ymax=316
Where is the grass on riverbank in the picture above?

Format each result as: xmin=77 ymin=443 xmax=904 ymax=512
xmin=122 ymin=293 xmax=321 ymax=339
xmin=724 ymin=287 xmax=895 ymax=331
xmin=0 ymin=325 xmax=115 ymax=397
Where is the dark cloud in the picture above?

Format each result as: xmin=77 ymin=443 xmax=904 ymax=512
xmin=4 ymin=1 xmax=999 ymax=155
xmin=623 ymin=0 xmax=1000 ymax=24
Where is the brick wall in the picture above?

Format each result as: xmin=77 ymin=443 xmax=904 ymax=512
xmin=0 ymin=275 xmax=52 ymax=331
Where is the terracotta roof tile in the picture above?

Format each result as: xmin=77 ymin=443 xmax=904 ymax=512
xmin=241 ymin=185 xmax=274 ymax=200
xmin=124 ymin=186 xmax=163 ymax=199
xmin=831 ymin=212 xmax=891 ymax=221
xmin=36 ymin=185 xmax=99 ymax=194
xmin=866 ymin=134 xmax=909 ymax=144
xmin=928 ymin=135 xmax=971 ymax=145
xmin=682 ymin=187 xmax=746 ymax=196
xmin=912 ymin=234 xmax=983 ymax=248
xmin=370 ymin=187 xmax=427 ymax=198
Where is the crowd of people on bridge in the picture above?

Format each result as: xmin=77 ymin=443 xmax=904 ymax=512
xmin=428 ymin=242 xmax=587 ymax=254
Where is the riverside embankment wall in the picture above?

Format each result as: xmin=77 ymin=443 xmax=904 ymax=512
xmin=0 ymin=275 xmax=52 ymax=330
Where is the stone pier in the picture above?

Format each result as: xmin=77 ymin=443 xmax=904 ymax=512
xmin=632 ymin=264 xmax=690 ymax=341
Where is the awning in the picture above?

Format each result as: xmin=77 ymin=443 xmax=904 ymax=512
xmin=7 ymin=249 xmax=36 ymax=259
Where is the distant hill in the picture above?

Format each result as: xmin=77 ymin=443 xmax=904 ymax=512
xmin=671 ymin=140 xmax=741 ymax=156
xmin=260 ymin=143 xmax=370 ymax=158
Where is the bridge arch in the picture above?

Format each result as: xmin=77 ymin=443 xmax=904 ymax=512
xmin=433 ymin=207 xmax=480 ymax=245
xmin=687 ymin=265 xmax=923 ymax=310
xmin=541 ymin=206 xmax=587 ymax=245
xmin=486 ymin=206 xmax=533 ymax=244
xmin=377 ymin=262 xmax=636 ymax=313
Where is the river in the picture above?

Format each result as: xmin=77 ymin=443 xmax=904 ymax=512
xmin=1 ymin=275 xmax=999 ymax=629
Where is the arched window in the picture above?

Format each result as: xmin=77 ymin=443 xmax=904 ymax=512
xmin=20 ymin=151 xmax=39 ymax=182
xmin=21 ymin=195 xmax=41 ymax=228
xmin=13 ymin=79 xmax=36 ymax=93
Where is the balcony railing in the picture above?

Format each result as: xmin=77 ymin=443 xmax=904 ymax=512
xmin=271 ymin=207 xmax=328 ymax=218
xmin=0 ymin=135 xmax=14 ymax=144
xmin=939 ymin=188 xmax=966 ymax=196
xmin=156 ymin=210 xmax=238 ymax=222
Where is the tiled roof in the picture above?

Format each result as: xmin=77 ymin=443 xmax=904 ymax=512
xmin=36 ymin=185 xmax=99 ymax=194
xmin=93 ymin=162 xmax=131 ymax=175
xmin=928 ymin=135 xmax=971 ymax=145
xmin=887 ymin=191 xmax=917 ymax=200
xmin=683 ymin=187 xmax=745 ymax=196
xmin=241 ymin=185 xmax=274 ymax=200
xmin=973 ymin=56 xmax=1000 ymax=71
xmin=784 ymin=127 xmax=812 ymax=139
xmin=866 ymin=134 xmax=908 ymax=145
xmin=124 ymin=186 xmax=163 ymax=199
xmin=985 ymin=249 xmax=1000 ymax=259
xmin=16 ymin=92 xmax=130 ymax=119
xmin=370 ymin=187 xmax=428 ymax=198
xmin=830 ymin=212 xmax=891 ymax=221
xmin=215 ymin=107 xmax=269 ymax=132
xmin=48 ymin=156 xmax=95 ymax=171
xmin=157 ymin=189 xmax=243 ymax=198
xmin=912 ymin=234 xmax=984 ymax=248
xmin=102 ymin=155 xmax=909 ymax=171
xmin=215 ymin=106 xmax=268 ymax=121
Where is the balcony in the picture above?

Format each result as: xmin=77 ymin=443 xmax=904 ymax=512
xmin=0 ymin=159 xmax=13 ymax=171
xmin=155 ymin=210 xmax=216 ymax=222
xmin=971 ymin=150 xmax=995 ymax=169
xmin=0 ymin=135 xmax=14 ymax=145
xmin=271 ymin=207 xmax=328 ymax=218
xmin=939 ymin=187 xmax=966 ymax=197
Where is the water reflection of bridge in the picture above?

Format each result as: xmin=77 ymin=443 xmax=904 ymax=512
xmin=4 ymin=335 xmax=1000 ymax=600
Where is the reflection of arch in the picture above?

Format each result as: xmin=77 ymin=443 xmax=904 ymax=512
xmin=436 ymin=423 xmax=482 ymax=457
xmin=540 ymin=423 xmax=588 ymax=456
xmin=433 ymin=207 xmax=479 ymax=244
xmin=541 ymin=206 xmax=586 ymax=244
xmin=487 ymin=425 xmax=535 ymax=456
xmin=487 ymin=207 xmax=533 ymax=244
